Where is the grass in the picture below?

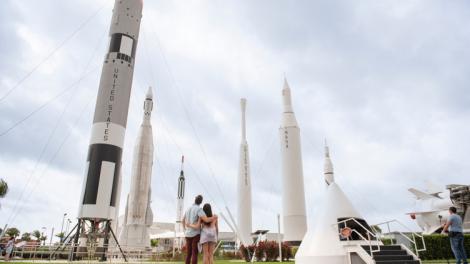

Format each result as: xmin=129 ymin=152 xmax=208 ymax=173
xmin=1 ymin=260 xmax=286 ymax=264
xmin=422 ymin=261 xmax=456 ymax=264
xmin=0 ymin=261 xmax=458 ymax=264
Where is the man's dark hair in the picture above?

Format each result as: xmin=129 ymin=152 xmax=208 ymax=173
xmin=449 ymin=206 xmax=457 ymax=214
xmin=195 ymin=195 xmax=203 ymax=205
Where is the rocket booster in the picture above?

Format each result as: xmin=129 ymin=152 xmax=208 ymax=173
xmin=78 ymin=0 xmax=143 ymax=220
xmin=237 ymin=98 xmax=252 ymax=245
xmin=279 ymin=78 xmax=307 ymax=243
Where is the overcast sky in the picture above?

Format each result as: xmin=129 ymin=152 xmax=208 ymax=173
xmin=1 ymin=0 xmax=470 ymax=240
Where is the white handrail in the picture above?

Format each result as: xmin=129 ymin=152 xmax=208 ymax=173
xmin=373 ymin=219 xmax=426 ymax=257
xmin=335 ymin=218 xmax=381 ymax=258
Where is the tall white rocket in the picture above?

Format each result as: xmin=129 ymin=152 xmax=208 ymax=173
xmin=119 ymin=87 xmax=154 ymax=249
xmin=279 ymin=78 xmax=307 ymax=244
xmin=175 ymin=155 xmax=185 ymax=248
xmin=237 ymin=98 xmax=252 ymax=245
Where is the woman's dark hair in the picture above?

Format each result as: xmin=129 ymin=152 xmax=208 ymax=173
xmin=195 ymin=195 xmax=203 ymax=205
xmin=203 ymin=203 xmax=212 ymax=226
xmin=449 ymin=206 xmax=457 ymax=214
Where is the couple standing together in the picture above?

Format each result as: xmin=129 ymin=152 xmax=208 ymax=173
xmin=183 ymin=195 xmax=219 ymax=264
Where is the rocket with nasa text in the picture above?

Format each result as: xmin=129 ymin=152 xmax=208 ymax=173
xmin=279 ymin=78 xmax=307 ymax=244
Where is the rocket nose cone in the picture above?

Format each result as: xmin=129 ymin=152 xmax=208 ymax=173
xmin=240 ymin=98 xmax=247 ymax=110
xmin=283 ymin=77 xmax=290 ymax=90
xmin=146 ymin=86 xmax=153 ymax=99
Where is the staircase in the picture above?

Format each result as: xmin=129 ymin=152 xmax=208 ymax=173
xmin=362 ymin=245 xmax=420 ymax=264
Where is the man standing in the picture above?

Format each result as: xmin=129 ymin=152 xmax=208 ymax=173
xmin=443 ymin=206 xmax=468 ymax=264
xmin=182 ymin=195 xmax=216 ymax=264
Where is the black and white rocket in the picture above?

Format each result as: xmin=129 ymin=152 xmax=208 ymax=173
xmin=78 ymin=0 xmax=143 ymax=221
xmin=119 ymin=87 xmax=154 ymax=249
xmin=279 ymin=78 xmax=307 ymax=244
xmin=237 ymin=98 xmax=252 ymax=245
xmin=175 ymin=156 xmax=185 ymax=248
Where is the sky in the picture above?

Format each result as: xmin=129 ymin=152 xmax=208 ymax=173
xmin=1 ymin=0 xmax=470 ymax=241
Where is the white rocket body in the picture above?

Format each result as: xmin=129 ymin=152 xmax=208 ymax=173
xmin=237 ymin=98 xmax=252 ymax=245
xmin=78 ymin=0 xmax=143 ymax=220
xmin=119 ymin=88 xmax=154 ymax=249
xmin=279 ymin=79 xmax=307 ymax=243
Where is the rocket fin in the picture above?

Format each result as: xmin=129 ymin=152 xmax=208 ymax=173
xmin=145 ymin=190 xmax=153 ymax=226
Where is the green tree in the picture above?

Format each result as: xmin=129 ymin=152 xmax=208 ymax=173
xmin=0 ymin=179 xmax=8 ymax=198
xmin=55 ymin=232 xmax=65 ymax=241
xmin=5 ymin=227 xmax=20 ymax=238
xmin=21 ymin=232 xmax=32 ymax=241
xmin=150 ymin=239 xmax=159 ymax=247
xmin=371 ymin=225 xmax=382 ymax=234
xmin=32 ymin=230 xmax=41 ymax=241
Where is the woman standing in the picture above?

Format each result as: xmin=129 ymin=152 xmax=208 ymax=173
xmin=189 ymin=204 xmax=218 ymax=264
xmin=5 ymin=237 xmax=15 ymax=261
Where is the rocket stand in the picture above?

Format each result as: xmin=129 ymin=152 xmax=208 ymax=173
xmin=68 ymin=219 xmax=128 ymax=262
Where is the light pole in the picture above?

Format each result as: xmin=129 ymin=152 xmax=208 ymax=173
xmin=277 ymin=214 xmax=282 ymax=262
xmin=60 ymin=213 xmax=67 ymax=242
xmin=41 ymin=227 xmax=47 ymax=246
xmin=49 ymin=227 xmax=54 ymax=245
xmin=65 ymin=219 xmax=71 ymax=234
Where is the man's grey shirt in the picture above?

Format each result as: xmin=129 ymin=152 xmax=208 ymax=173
xmin=184 ymin=204 xmax=206 ymax=237
xmin=448 ymin=214 xmax=463 ymax=233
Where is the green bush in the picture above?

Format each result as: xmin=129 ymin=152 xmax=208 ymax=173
xmin=381 ymin=238 xmax=397 ymax=245
xmin=418 ymin=234 xmax=470 ymax=260
xmin=290 ymin=245 xmax=298 ymax=258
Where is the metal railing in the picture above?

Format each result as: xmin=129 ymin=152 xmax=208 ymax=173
xmin=335 ymin=218 xmax=381 ymax=258
xmin=0 ymin=243 xmax=184 ymax=262
xmin=373 ymin=219 xmax=426 ymax=257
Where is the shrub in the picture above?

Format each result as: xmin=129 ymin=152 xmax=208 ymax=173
xmin=264 ymin=241 xmax=280 ymax=261
xmin=417 ymin=234 xmax=470 ymax=260
xmin=254 ymin=241 xmax=265 ymax=261
xmin=381 ymin=238 xmax=397 ymax=245
xmin=281 ymin=242 xmax=293 ymax=261
xmin=239 ymin=244 xmax=254 ymax=262
xmin=239 ymin=240 xmax=292 ymax=262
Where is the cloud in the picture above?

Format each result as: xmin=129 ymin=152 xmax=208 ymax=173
xmin=1 ymin=0 xmax=470 ymax=239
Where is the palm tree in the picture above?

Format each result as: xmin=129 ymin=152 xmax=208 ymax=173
xmin=21 ymin=232 xmax=32 ymax=241
xmin=0 ymin=179 xmax=7 ymax=197
xmin=55 ymin=232 xmax=65 ymax=243
xmin=32 ymin=230 xmax=41 ymax=241
xmin=5 ymin=227 xmax=20 ymax=238
xmin=0 ymin=179 xmax=8 ymax=209
xmin=40 ymin=235 xmax=47 ymax=245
